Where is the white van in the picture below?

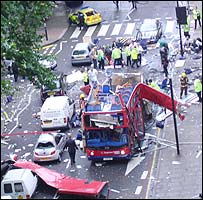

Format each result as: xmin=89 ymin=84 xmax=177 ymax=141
xmin=40 ymin=96 xmax=75 ymax=130
xmin=1 ymin=168 xmax=38 ymax=199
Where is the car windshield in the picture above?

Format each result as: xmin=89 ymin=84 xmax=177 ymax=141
xmin=85 ymin=11 xmax=95 ymax=16
xmin=44 ymin=80 xmax=60 ymax=90
xmin=37 ymin=142 xmax=54 ymax=149
xmin=73 ymin=50 xmax=88 ymax=55
xmin=140 ymin=23 xmax=157 ymax=32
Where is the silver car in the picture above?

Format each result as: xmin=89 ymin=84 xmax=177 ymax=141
xmin=71 ymin=42 xmax=92 ymax=66
xmin=39 ymin=58 xmax=57 ymax=70
xmin=33 ymin=132 xmax=67 ymax=162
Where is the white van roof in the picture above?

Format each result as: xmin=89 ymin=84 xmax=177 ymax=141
xmin=3 ymin=169 xmax=32 ymax=182
xmin=42 ymin=96 xmax=68 ymax=110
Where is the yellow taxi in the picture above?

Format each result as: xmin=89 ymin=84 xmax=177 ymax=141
xmin=68 ymin=6 xmax=102 ymax=26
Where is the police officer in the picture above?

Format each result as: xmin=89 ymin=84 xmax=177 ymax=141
xmin=182 ymin=15 xmax=190 ymax=38
xmin=111 ymin=46 xmax=123 ymax=68
xmin=124 ymin=45 xmax=131 ymax=67
xmin=78 ymin=12 xmax=84 ymax=30
xmin=193 ymin=6 xmax=201 ymax=30
xmin=131 ymin=46 xmax=139 ymax=68
xmin=65 ymin=133 xmax=78 ymax=165
xmin=194 ymin=75 xmax=202 ymax=102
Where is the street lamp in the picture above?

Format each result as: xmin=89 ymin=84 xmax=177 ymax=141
xmin=44 ymin=22 xmax=48 ymax=41
xmin=176 ymin=1 xmax=186 ymax=59
xmin=169 ymin=77 xmax=180 ymax=155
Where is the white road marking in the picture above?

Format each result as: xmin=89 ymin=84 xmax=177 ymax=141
xmin=111 ymin=23 xmax=122 ymax=36
xmin=125 ymin=155 xmax=145 ymax=176
xmin=70 ymin=27 xmax=81 ymax=39
xmin=105 ymin=37 xmax=112 ymax=40
xmin=48 ymin=44 xmax=57 ymax=54
xmin=55 ymin=41 xmax=67 ymax=55
xmin=172 ymin=161 xmax=181 ymax=164
xmin=124 ymin=23 xmax=135 ymax=35
xmin=110 ymin=189 xmax=120 ymax=193
xmin=196 ymin=150 xmax=202 ymax=158
xmin=135 ymin=186 xmax=142 ymax=195
xmin=84 ymin=26 xmax=97 ymax=37
xmin=140 ymin=170 xmax=148 ymax=179
xmin=43 ymin=48 xmax=49 ymax=54
xmin=164 ymin=20 xmax=175 ymax=33
xmin=97 ymin=24 xmax=110 ymax=37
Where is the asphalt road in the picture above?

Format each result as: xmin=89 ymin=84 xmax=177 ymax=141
xmin=1 ymin=1 xmax=181 ymax=199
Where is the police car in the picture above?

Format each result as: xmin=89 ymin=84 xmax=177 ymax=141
xmin=68 ymin=6 xmax=102 ymax=26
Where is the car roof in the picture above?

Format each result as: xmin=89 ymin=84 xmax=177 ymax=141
xmin=74 ymin=43 xmax=89 ymax=50
xmin=37 ymin=133 xmax=55 ymax=143
xmin=79 ymin=7 xmax=94 ymax=13
xmin=42 ymin=96 xmax=69 ymax=108
xmin=3 ymin=169 xmax=32 ymax=181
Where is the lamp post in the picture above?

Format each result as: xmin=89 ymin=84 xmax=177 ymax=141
xmin=44 ymin=22 xmax=48 ymax=41
xmin=169 ymin=77 xmax=180 ymax=155
xmin=176 ymin=1 xmax=185 ymax=59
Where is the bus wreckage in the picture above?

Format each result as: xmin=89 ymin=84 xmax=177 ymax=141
xmin=80 ymin=72 xmax=189 ymax=161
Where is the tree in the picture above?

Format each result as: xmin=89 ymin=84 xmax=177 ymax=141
xmin=1 ymin=1 xmax=58 ymax=96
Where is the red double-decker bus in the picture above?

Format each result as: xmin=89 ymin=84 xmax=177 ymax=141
xmin=81 ymin=73 xmax=187 ymax=161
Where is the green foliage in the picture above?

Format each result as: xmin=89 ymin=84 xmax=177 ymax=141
xmin=1 ymin=1 xmax=57 ymax=95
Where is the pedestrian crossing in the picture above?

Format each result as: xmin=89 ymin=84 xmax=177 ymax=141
xmin=41 ymin=18 xmax=178 ymax=55
xmin=69 ymin=18 xmax=178 ymax=41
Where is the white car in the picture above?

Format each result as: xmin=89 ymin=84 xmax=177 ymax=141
xmin=39 ymin=59 xmax=57 ymax=70
xmin=71 ymin=43 xmax=92 ymax=66
xmin=33 ymin=132 xmax=67 ymax=162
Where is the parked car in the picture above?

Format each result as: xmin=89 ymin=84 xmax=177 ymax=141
xmin=136 ymin=19 xmax=162 ymax=44
xmin=40 ymin=96 xmax=76 ymax=130
xmin=39 ymin=58 xmax=57 ymax=70
xmin=40 ymin=72 xmax=67 ymax=103
xmin=33 ymin=132 xmax=67 ymax=162
xmin=71 ymin=42 xmax=92 ymax=66
xmin=65 ymin=1 xmax=83 ymax=8
xmin=68 ymin=6 xmax=102 ymax=26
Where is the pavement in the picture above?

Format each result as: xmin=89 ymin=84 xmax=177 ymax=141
xmin=1 ymin=1 xmax=202 ymax=199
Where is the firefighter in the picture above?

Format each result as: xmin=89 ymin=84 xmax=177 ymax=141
xmin=180 ymin=72 xmax=189 ymax=99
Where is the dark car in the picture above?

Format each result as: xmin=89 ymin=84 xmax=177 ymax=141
xmin=136 ymin=19 xmax=162 ymax=44
xmin=65 ymin=1 xmax=83 ymax=8
xmin=40 ymin=72 xmax=67 ymax=103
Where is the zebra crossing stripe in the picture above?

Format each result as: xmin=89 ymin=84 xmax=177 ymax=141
xmin=84 ymin=26 xmax=97 ymax=37
xmin=111 ymin=23 xmax=122 ymax=36
xmin=97 ymin=24 xmax=110 ymax=37
xmin=164 ymin=20 xmax=175 ymax=33
xmin=124 ymin=23 xmax=135 ymax=35
xmin=70 ymin=27 xmax=81 ymax=39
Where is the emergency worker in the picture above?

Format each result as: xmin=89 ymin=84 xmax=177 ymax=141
xmin=78 ymin=12 xmax=84 ymax=30
xmin=192 ymin=6 xmax=201 ymax=29
xmin=180 ymin=72 xmax=189 ymax=99
xmin=79 ymin=93 xmax=86 ymax=118
xmin=148 ymin=79 xmax=160 ymax=91
xmin=97 ymin=47 xmax=105 ymax=70
xmin=194 ymin=75 xmax=202 ymax=102
xmin=82 ymin=67 xmax=89 ymax=86
xmin=124 ymin=45 xmax=131 ymax=67
xmin=131 ymin=46 xmax=139 ymax=68
xmin=182 ymin=15 xmax=190 ymax=38
xmin=111 ymin=46 xmax=123 ymax=68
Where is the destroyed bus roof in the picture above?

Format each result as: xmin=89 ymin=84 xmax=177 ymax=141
xmin=13 ymin=161 xmax=109 ymax=198
xmin=85 ymin=72 xmax=143 ymax=113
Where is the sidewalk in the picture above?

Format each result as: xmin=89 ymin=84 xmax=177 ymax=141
xmin=148 ymin=1 xmax=202 ymax=198
xmin=37 ymin=1 xmax=69 ymax=47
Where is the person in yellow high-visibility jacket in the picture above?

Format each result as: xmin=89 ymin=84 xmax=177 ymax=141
xmin=194 ymin=75 xmax=202 ymax=102
xmin=182 ymin=15 xmax=190 ymax=38
xmin=193 ymin=6 xmax=202 ymax=29
xmin=131 ymin=46 xmax=139 ymax=68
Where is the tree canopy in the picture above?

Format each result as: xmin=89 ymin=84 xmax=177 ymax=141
xmin=1 ymin=1 xmax=58 ymax=96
